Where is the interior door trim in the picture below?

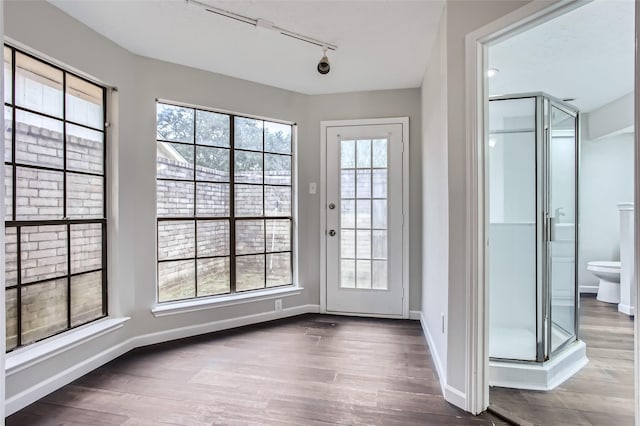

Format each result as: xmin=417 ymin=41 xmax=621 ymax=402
xmin=319 ymin=117 xmax=410 ymax=319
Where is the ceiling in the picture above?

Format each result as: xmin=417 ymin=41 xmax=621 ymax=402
xmin=48 ymin=0 xmax=444 ymax=95
xmin=489 ymin=0 xmax=634 ymax=113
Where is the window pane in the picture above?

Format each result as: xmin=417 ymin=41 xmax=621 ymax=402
xmin=266 ymin=252 xmax=291 ymax=287
xmin=158 ymin=260 xmax=195 ymax=302
xmin=341 ymin=170 xmax=355 ymax=199
xmin=15 ymin=110 xmax=64 ymax=169
xmin=372 ymin=169 xmax=387 ymax=198
xmin=234 ymin=150 xmax=263 ymax=184
xmin=356 ymin=260 xmax=371 ymax=289
xmin=5 ymin=166 xmax=12 ymax=222
xmin=356 ymin=200 xmax=371 ymax=229
xmin=71 ymin=223 xmax=102 ymax=274
xmin=356 ymin=140 xmax=371 ymax=168
xmin=341 ymin=140 xmax=355 ymax=168
xmin=372 ymin=200 xmax=387 ymax=229
xmin=356 ymin=170 xmax=371 ymax=199
xmin=4 ymin=47 xmax=12 ymax=104
xmin=372 ymin=261 xmax=388 ymax=290
xmin=156 ymin=104 xmax=194 ymax=143
xmin=236 ymin=255 xmax=265 ymax=291
xmin=196 ymin=110 xmax=229 ymax=147
xmin=235 ymin=184 xmax=263 ymax=217
xmin=157 ymin=142 xmax=194 ymax=180
xmin=197 ymin=220 xmax=229 ymax=257
xmin=341 ymin=260 xmax=355 ymax=288
xmin=265 ymin=219 xmax=290 ymax=252
xmin=356 ymin=230 xmax=371 ymax=259
xmin=21 ymin=225 xmax=67 ymax=283
xmin=5 ymin=228 xmax=17 ymax=287
xmin=235 ymin=117 xmax=263 ymax=151
xmin=158 ymin=220 xmax=195 ymax=261
xmin=236 ymin=220 xmax=265 ymax=255
xmin=197 ymin=257 xmax=230 ymax=296
xmin=71 ymin=271 xmax=103 ymax=327
xmin=196 ymin=146 xmax=229 ymax=182
xmin=66 ymin=74 xmax=103 ymax=130
xmin=341 ymin=229 xmax=355 ymax=259
xmin=15 ymin=52 xmax=63 ymax=118
xmin=372 ymin=230 xmax=387 ymax=260
xmin=67 ymin=173 xmax=103 ymax=219
xmin=264 ymin=154 xmax=291 ymax=185
xmin=341 ymin=200 xmax=355 ymax=229
xmin=6 ymin=288 xmax=17 ymax=351
xmin=5 ymin=105 xmax=12 ymax=162
xmin=67 ymin=124 xmax=104 ymax=174
xmin=157 ymin=181 xmax=194 ymax=217
xmin=196 ymin=183 xmax=230 ymax=217
xmin=21 ymin=278 xmax=68 ymax=345
xmin=372 ymin=139 xmax=387 ymax=168
xmin=265 ymin=186 xmax=291 ymax=217
xmin=264 ymin=122 xmax=291 ymax=154
xmin=16 ymin=167 xmax=63 ymax=220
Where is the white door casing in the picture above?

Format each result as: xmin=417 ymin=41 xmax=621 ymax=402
xmin=320 ymin=118 xmax=409 ymax=318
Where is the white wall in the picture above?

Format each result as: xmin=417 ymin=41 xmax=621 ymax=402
xmin=579 ymin=129 xmax=635 ymax=291
xmin=421 ymin=7 xmax=449 ymax=391
xmin=4 ymin=0 xmax=422 ymax=411
xmin=444 ymin=0 xmax=530 ymax=404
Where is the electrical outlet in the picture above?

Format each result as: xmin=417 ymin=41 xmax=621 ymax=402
xmin=275 ymin=299 xmax=283 ymax=312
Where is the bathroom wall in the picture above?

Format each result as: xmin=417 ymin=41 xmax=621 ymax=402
xmin=579 ymin=130 xmax=635 ymax=292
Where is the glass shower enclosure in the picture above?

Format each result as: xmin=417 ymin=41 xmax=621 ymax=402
xmin=488 ymin=93 xmax=579 ymax=365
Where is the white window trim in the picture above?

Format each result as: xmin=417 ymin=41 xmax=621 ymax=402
xmin=5 ymin=317 xmax=130 ymax=376
xmin=151 ymin=286 xmax=303 ymax=317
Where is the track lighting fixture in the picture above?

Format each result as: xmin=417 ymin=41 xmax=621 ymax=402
xmin=317 ymin=47 xmax=330 ymax=75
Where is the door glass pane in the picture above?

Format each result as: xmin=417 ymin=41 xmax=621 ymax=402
xmin=339 ymin=138 xmax=389 ymax=291
xmin=549 ymin=105 xmax=577 ymax=353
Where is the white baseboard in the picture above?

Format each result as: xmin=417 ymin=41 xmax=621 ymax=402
xmin=408 ymin=310 xmax=421 ymax=320
xmin=5 ymin=304 xmax=320 ymax=416
xmin=618 ymin=303 xmax=636 ymax=316
xmin=444 ymin=384 xmax=466 ymax=410
xmin=418 ymin=311 xmax=446 ymax=397
xmin=579 ymin=285 xmax=599 ymax=294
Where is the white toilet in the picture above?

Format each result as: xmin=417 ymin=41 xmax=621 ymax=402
xmin=587 ymin=261 xmax=621 ymax=304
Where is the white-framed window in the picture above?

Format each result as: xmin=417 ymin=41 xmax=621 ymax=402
xmin=156 ymin=101 xmax=294 ymax=303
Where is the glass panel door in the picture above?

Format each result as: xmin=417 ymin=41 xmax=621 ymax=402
xmin=548 ymin=104 xmax=578 ymax=353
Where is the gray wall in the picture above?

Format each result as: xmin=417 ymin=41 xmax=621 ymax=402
xmin=4 ymin=0 xmax=422 ymax=405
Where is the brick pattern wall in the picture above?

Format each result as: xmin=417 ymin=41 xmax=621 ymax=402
xmin=4 ymin=121 xmax=105 ymax=351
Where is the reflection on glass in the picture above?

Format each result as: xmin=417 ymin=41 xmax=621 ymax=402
xmin=356 ymin=170 xmax=371 ymax=199
xmin=341 ymin=260 xmax=355 ymax=288
xmin=341 ymin=140 xmax=355 ymax=168
xmin=372 ymin=261 xmax=388 ymax=290
xmin=341 ymin=170 xmax=355 ymax=199
xmin=356 ymin=260 xmax=371 ymax=289
xmin=266 ymin=219 xmax=290 ymax=252
xmin=372 ymin=200 xmax=387 ymax=229
xmin=357 ymin=139 xmax=371 ymax=168
xmin=341 ymin=200 xmax=355 ymax=229
xmin=372 ymin=139 xmax=387 ymax=168
xmin=372 ymin=230 xmax=387 ymax=260
xmin=356 ymin=230 xmax=371 ymax=259
xmin=265 ymin=186 xmax=291 ymax=216
xmin=356 ymin=200 xmax=371 ymax=228
xmin=341 ymin=229 xmax=355 ymax=258
xmin=372 ymin=169 xmax=387 ymax=198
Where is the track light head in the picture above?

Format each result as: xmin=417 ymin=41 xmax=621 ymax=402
xmin=317 ymin=47 xmax=330 ymax=75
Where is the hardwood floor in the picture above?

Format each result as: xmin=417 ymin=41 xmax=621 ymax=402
xmin=490 ymin=294 xmax=636 ymax=426
xmin=7 ymin=314 xmax=506 ymax=425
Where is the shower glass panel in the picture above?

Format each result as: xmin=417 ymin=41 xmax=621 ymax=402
xmin=488 ymin=98 xmax=538 ymax=361
xmin=548 ymin=104 xmax=578 ymax=353
xmin=489 ymin=93 xmax=579 ymax=366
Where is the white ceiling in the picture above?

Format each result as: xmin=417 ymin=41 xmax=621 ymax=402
xmin=489 ymin=0 xmax=634 ymax=113
xmin=48 ymin=0 xmax=444 ymax=95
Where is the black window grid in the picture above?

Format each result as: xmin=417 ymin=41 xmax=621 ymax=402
xmin=4 ymin=44 xmax=108 ymax=352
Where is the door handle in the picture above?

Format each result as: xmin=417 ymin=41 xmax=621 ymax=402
xmin=328 ymin=229 xmax=336 ymax=237
xmin=328 ymin=203 xmax=336 ymax=210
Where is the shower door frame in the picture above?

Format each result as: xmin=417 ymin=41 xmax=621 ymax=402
xmin=488 ymin=93 xmax=579 ymax=364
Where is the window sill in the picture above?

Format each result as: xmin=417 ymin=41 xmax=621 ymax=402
xmin=5 ymin=317 xmax=130 ymax=376
xmin=151 ymin=286 xmax=304 ymax=318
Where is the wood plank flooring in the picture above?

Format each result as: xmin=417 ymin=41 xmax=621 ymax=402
xmin=490 ymin=294 xmax=636 ymax=426
xmin=7 ymin=314 xmax=506 ymax=425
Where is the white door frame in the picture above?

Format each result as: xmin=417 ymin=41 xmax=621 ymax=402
xmin=320 ymin=117 xmax=410 ymax=319
xmin=464 ymin=0 xmax=639 ymax=420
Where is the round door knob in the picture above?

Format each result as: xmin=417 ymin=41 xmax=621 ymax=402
xmin=328 ymin=203 xmax=336 ymax=210
xmin=328 ymin=229 xmax=336 ymax=237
